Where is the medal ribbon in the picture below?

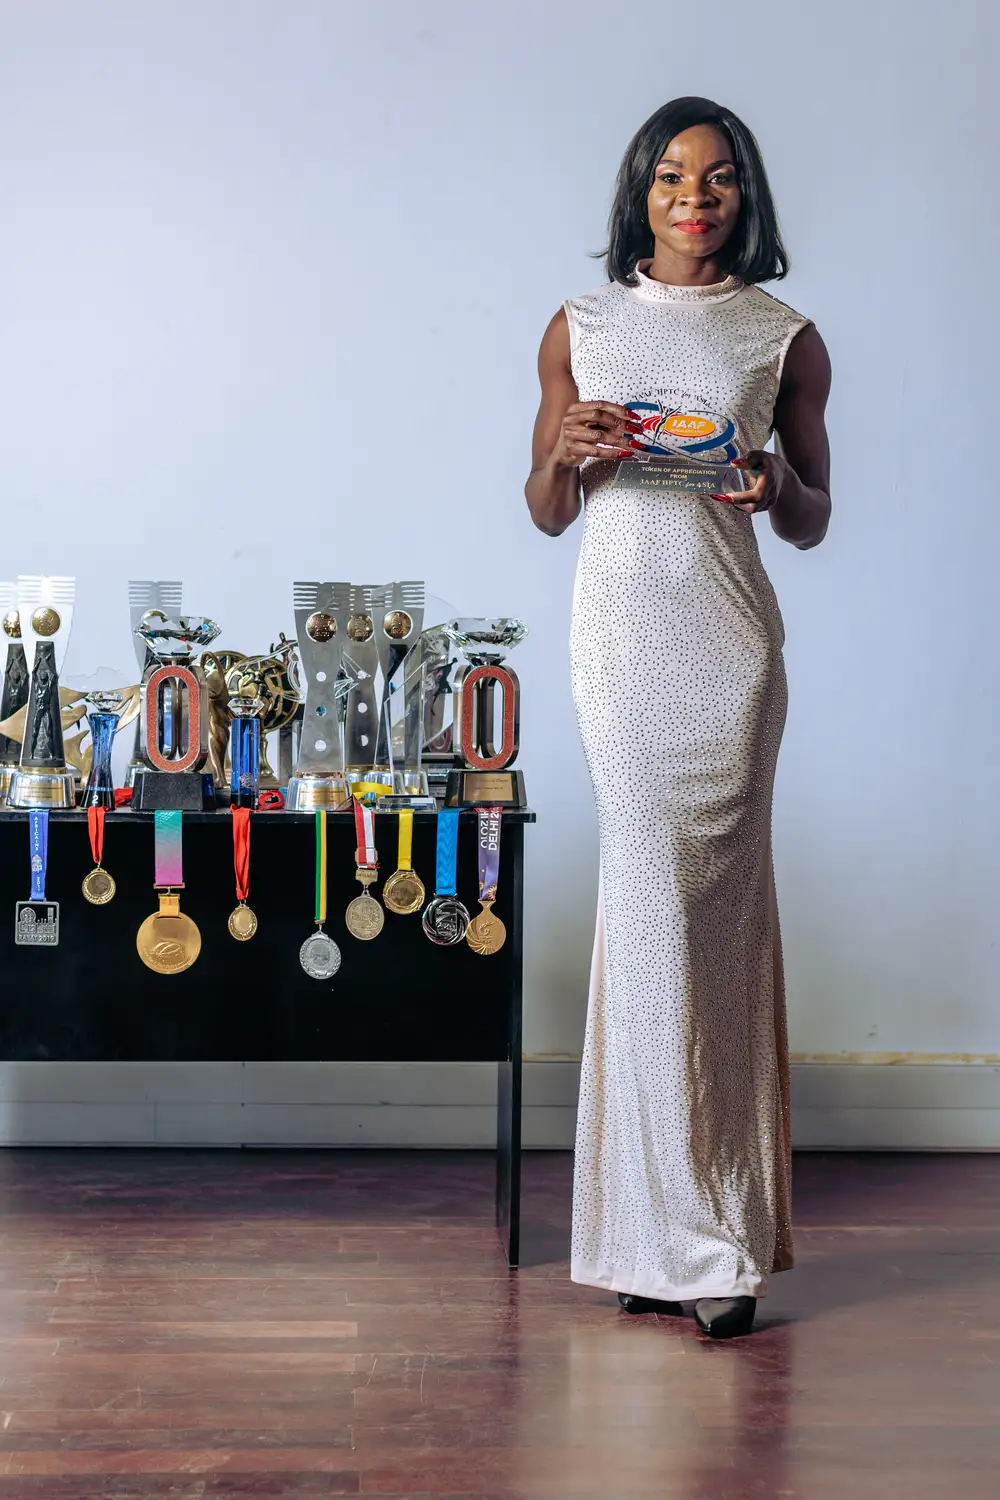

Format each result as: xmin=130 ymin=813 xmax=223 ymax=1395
xmin=231 ymin=806 xmax=250 ymax=903
xmin=153 ymin=809 xmax=184 ymax=888
xmin=87 ymin=806 xmax=105 ymax=868
xmin=477 ymin=806 xmax=502 ymax=903
xmin=29 ymin=809 xmax=48 ymax=901
xmin=353 ymin=798 xmax=377 ymax=870
xmin=435 ymin=808 xmax=460 ymax=897
xmin=315 ymin=809 xmax=327 ymax=924
xmin=397 ymin=808 xmax=413 ymax=872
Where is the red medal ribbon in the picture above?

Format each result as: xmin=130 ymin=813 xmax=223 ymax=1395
xmin=352 ymin=798 xmax=377 ymax=869
xmin=87 ymin=806 xmax=105 ymax=866
xmin=231 ymin=806 xmax=251 ymax=903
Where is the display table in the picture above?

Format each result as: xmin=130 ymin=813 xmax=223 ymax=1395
xmin=0 ymin=807 xmax=534 ymax=1265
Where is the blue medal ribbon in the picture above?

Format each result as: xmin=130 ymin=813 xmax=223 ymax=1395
xmin=435 ymin=809 xmax=460 ymax=897
xmin=29 ymin=810 xmax=49 ymax=901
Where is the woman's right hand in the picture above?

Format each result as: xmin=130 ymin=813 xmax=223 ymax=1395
xmin=549 ymin=401 xmax=638 ymax=469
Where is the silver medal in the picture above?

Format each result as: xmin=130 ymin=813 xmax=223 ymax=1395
xmin=421 ymin=894 xmax=471 ymax=947
xmin=299 ymin=930 xmax=342 ymax=980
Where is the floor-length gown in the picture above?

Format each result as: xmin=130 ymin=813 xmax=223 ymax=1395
xmin=567 ymin=263 xmax=808 ymax=1301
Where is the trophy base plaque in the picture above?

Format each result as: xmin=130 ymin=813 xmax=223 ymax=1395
xmin=445 ymin=769 xmax=526 ymax=809
xmin=0 ymin=763 xmax=17 ymax=806
xmin=6 ymin=767 xmax=77 ymax=809
xmin=285 ymin=771 xmax=350 ymax=811
xmin=132 ymin=770 xmax=215 ymax=812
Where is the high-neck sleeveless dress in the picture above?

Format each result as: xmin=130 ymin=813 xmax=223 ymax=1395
xmin=566 ymin=263 xmax=808 ymax=1302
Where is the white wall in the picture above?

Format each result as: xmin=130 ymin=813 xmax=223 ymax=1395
xmin=1 ymin=0 xmax=997 ymax=1063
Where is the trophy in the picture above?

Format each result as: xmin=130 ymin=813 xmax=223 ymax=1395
xmin=125 ymin=581 xmax=182 ymax=787
xmin=0 ymin=583 xmax=30 ymax=806
xmin=286 ymin=582 xmax=352 ymax=810
xmin=365 ymin=581 xmax=434 ymax=807
xmin=443 ymin=617 xmax=528 ymax=808
xmin=131 ymin=610 xmax=219 ymax=811
xmin=6 ymin=576 xmax=77 ymax=809
xmin=78 ymin=672 xmax=130 ymax=810
xmin=611 ymin=403 xmax=752 ymax=495
xmin=224 ymin=636 xmax=300 ymax=790
xmin=227 ymin=692 xmax=266 ymax=808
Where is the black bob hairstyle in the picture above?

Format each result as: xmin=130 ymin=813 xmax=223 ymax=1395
xmin=604 ymin=96 xmax=789 ymax=287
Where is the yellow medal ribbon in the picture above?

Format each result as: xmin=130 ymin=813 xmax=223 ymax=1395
xmin=397 ymin=807 xmax=413 ymax=871
xmin=351 ymin=782 xmax=393 ymax=803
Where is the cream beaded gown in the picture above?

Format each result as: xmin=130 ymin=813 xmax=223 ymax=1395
xmin=567 ymin=264 xmax=808 ymax=1302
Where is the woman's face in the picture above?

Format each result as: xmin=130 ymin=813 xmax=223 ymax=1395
xmin=646 ymin=124 xmax=741 ymax=267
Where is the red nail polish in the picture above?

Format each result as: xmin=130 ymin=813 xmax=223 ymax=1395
xmin=710 ymin=493 xmax=734 ymax=503
xmin=618 ymin=449 xmax=632 ymax=457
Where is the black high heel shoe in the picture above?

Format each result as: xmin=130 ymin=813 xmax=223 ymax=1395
xmin=694 ymin=1296 xmax=756 ymax=1338
xmin=618 ymin=1293 xmax=683 ymax=1316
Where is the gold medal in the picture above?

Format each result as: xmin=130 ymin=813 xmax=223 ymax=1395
xmin=82 ymin=866 xmax=116 ymax=905
xmin=136 ymin=891 xmax=201 ymax=974
xmin=467 ymin=899 xmax=507 ymax=955
xmin=229 ymin=807 xmax=257 ymax=941
xmin=83 ymin=808 xmax=115 ymax=905
xmin=383 ymin=808 xmax=425 ymax=915
xmin=228 ymin=901 xmax=258 ymax=941
xmin=465 ymin=807 xmax=506 ymax=956
xmin=347 ymin=798 xmax=384 ymax=940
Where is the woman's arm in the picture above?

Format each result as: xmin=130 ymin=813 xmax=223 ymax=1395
xmin=525 ymin=310 xmax=633 ymax=537
xmin=731 ymin=324 xmax=832 ymax=550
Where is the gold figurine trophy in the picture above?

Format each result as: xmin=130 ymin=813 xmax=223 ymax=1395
xmin=6 ymin=576 xmax=78 ymax=809
xmin=0 ymin=583 xmax=30 ymax=806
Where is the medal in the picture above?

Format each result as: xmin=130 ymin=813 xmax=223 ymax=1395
xmin=383 ymin=807 xmax=425 ymax=916
xmin=14 ymin=809 xmax=59 ymax=946
xmin=467 ymin=806 xmax=506 ymax=956
xmin=346 ymin=797 xmax=384 ymax=940
xmin=299 ymin=809 xmax=341 ymax=979
xmin=228 ymin=806 xmax=257 ymax=940
xmin=82 ymin=806 xmax=116 ymax=905
xmin=421 ymin=808 xmax=470 ymax=946
xmin=136 ymin=810 xmax=201 ymax=974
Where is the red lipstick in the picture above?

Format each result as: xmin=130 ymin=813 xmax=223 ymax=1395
xmin=675 ymin=220 xmax=713 ymax=235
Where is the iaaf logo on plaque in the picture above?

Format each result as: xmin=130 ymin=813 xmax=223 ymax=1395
xmin=627 ymin=401 xmax=739 ymax=464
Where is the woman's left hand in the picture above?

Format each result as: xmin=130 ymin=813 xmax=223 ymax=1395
xmin=719 ymin=450 xmax=788 ymax=514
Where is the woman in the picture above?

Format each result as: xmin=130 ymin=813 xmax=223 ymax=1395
xmin=526 ymin=97 xmax=831 ymax=1339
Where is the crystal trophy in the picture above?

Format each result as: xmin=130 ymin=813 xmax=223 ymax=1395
xmin=286 ymin=582 xmax=352 ymax=810
xmin=224 ymin=636 xmax=300 ymax=790
xmin=443 ymin=617 xmax=528 ymax=808
xmin=125 ymin=581 xmax=182 ymax=787
xmin=0 ymin=583 xmax=30 ymax=806
xmin=228 ymin=693 xmax=265 ymax=808
xmin=131 ymin=611 xmax=219 ymax=811
xmin=6 ymin=576 xmax=77 ymax=809
xmin=78 ymin=672 xmax=129 ymax=810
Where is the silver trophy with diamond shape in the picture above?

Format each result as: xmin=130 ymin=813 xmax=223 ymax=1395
xmin=286 ymin=581 xmax=352 ymax=811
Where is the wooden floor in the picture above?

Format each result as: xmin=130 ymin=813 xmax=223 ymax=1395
xmin=0 ymin=1149 xmax=996 ymax=1497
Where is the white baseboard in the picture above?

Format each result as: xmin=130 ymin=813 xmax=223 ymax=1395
xmin=0 ymin=1059 xmax=996 ymax=1150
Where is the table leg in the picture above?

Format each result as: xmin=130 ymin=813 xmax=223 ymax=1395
xmin=496 ymin=823 xmax=523 ymax=1266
